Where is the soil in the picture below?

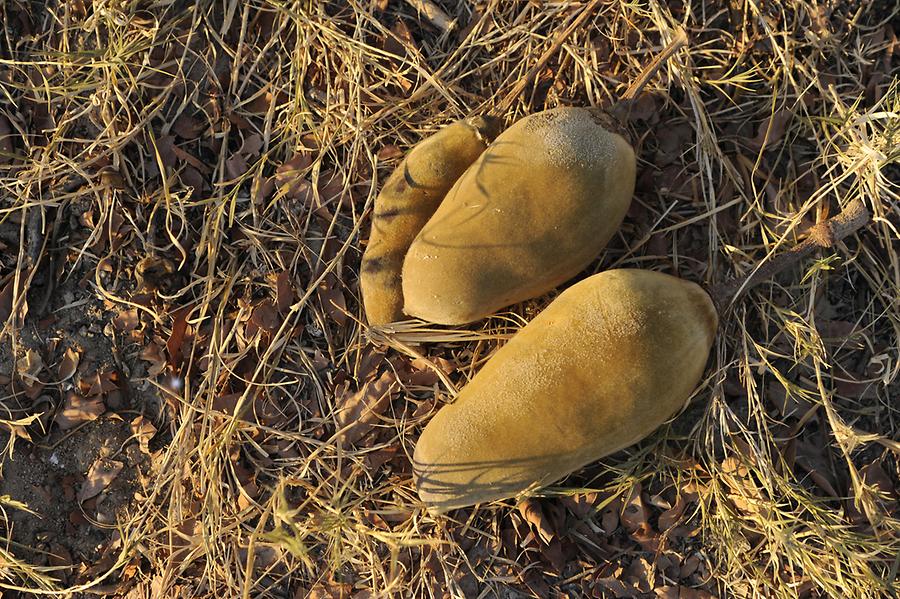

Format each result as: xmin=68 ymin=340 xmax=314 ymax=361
xmin=0 ymin=241 xmax=159 ymax=590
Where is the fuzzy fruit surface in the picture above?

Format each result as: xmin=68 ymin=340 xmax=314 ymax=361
xmin=402 ymin=107 xmax=636 ymax=325
xmin=361 ymin=116 xmax=501 ymax=326
xmin=413 ymin=269 xmax=717 ymax=513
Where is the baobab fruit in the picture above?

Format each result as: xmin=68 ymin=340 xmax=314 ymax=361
xmin=413 ymin=269 xmax=716 ymax=513
xmin=402 ymin=107 xmax=635 ymax=325
xmin=361 ymin=116 xmax=502 ymax=326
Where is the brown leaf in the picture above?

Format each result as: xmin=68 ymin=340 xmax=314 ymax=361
xmin=659 ymin=494 xmax=691 ymax=531
xmin=113 ymin=308 xmax=139 ymax=332
xmin=275 ymin=153 xmax=314 ymax=199
xmin=631 ymin=521 xmax=661 ymax=553
xmin=377 ymin=144 xmax=403 ymax=161
xmin=518 ymin=498 xmax=555 ymax=544
xmin=239 ymin=133 xmax=263 ymax=157
xmin=600 ymin=495 xmax=622 ymax=533
xmin=767 ymin=379 xmax=816 ymax=418
xmin=55 ymin=392 xmax=105 ymax=429
xmin=749 ymin=109 xmax=791 ymax=151
xmin=171 ymin=113 xmax=205 ymax=139
xmin=78 ymin=459 xmax=123 ymax=503
xmin=171 ymin=144 xmax=209 ymax=174
xmin=130 ymin=415 xmax=157 ymax=454
xmin=795 ymin=440 xmax=839 ymax=497
xmin=253 ymin=175 xmax=275 ymax=205
xmin=675 ymin=587 xmax=717 ymax=599
xmin=225 ymin=153 xmax=248 ymax=180
xmin=316 ymin=169 xmax=345 ymax=206
xmin=140 ymin=341 xmax=167 ymax=377
xmin=620 ymin=483 xmax=649 ymax=532
xmin=212 ymin=392 xmax=242 ymax=416
xmin=82 ymin=369 xmax=119 ymax=396
xmin=334 ymin=370 xmax=397 ymax=445
xmin=135 ymin=256 xmax=175 ymax=291
xmin=58 ymin=347 xmax=80 ymax=381
xmin=250 ymin=299 xmax=280 ymax=333
xmin=16 ymin=349 xmax=43 ymax=386
xmin=627 ymin=556 xmax=653 ymax=592
xmin=654 ymin=586 xmax=680 ymax=599
xmin=48 ymin=542 xmax=73 ymax=572
xmin=166 ymin=305 xmax=192 ymax=370
xmin=595 ymin=573 xmax=640 ymax=598
xmin=522 ymin=569 xmax=551 ymax=597
xmin=275 ymin=270 xmax=295 ymax=313
xmin=317 ymin=277 xmax=347 ymax=325
xmin=363 ymin=445 xmax=399 ymax=472
xmin=561 ymin=492 xmax=599 ymax=519
xmin=180 ymin=165 xmax=205 ymax=199
xmin=0 ymin=277 xmax=14 ymax=323
xmin=154 ymin=135 xmax=179 ymax=170
xmin=680 ymin=554 xmax=702 ymax=579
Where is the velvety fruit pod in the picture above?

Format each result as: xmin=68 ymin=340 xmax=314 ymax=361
xmin=361 ymin=116 xmax=502 ymax=326
xmin=413 ymin=269 xmax=717 ymax=513
xmin=402 ymin=107 xmax=635 ymax=325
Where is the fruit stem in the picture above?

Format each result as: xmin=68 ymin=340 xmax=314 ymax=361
xmin=708 ymin=199 xmax=871 ymax=315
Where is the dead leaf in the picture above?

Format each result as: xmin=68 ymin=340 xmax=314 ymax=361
xmin=522 ymin=569 xmax=551 ymax=597
xmin=16 ymin=349 xmax=43 ymax=386
xmin=140 ymin=340 xmax=167 ymax=377
xmin=674 ymin=587 xmax=716 ymax=599
xmin=55 ymin=392 xmax=105 ymax=429
xmin=275 ymin=270 xmax=295 ymax=313
xmin=749 ymin=109 xmax=791 ymax=150
xmin=317 ymin=276 xmax=347 ymax=325
xmin=130 ymin=415 xmax=157 ymax=454
xmin=166 ymin=305 xmax=192 ymax=370
xmin=180 ymin=165 xmax=205 ymax=199
xmin=595 ymin=573 xmax=640 ymax=598
xmin=363 ymin=445 xmax=399 ymax=472
xmin=275 ymin=153 xmax=314 ymax=199
xmin=212 ymin=392 xmax=242 ymax=416
xmin=561 ymin=492 xmax=598 ymax=519
xmin=620 ymin=483 xmax=649 ymax=532
xmin=680 ymin=554 xmax=702 ymax=579
xmin=794 ymin=440 xmax=839 ymax=497
xmin=225 ymin=153 xmax=248 ymax=179
xmin=113 ymin=308 xmax=139 ymax=332
xmin=627 ymin=556 xmax=653 ymax=592
xmin=78 ymin=459 xmax=123 ymax=503
xmin=48 ymin=542 xmax=73 ymax=575
xmin=377 ymin=145 xmax=404 ymax=161
xmin=518 ymin=498 xmax=554 ymax=544
xmin=659 ymin=490 xmax=697 ymax=531
xmin=767 ymin=379 xmax=815 ymax=418
xmin=58 ymin=347 xmax=80 ymax=381
xmin=171 ymin=113 xmax=205 ymax=139
xmin=239 ymin=133 xmax=263 ymax=157
xmin=600 ymin=495 xmax=622 ymax=533
xmin=0 ymin=277 xmax=14 ymax=323
xmin=250 ymin=299 xmax=280 ymax=333
xmin=82 ymin=369 xmax=119 ymax=397
xmin=654 ymin=586 xmax=680 ymax=599
xmin=334 ymin=370 xmax=397 ymax=444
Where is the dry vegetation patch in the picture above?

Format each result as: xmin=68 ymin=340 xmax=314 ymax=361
xmin=0 ymin=0 xmax=897 ymax=597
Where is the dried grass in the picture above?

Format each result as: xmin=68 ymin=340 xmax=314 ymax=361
xmin=0 ymin=0 xmax=897 ymax=597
